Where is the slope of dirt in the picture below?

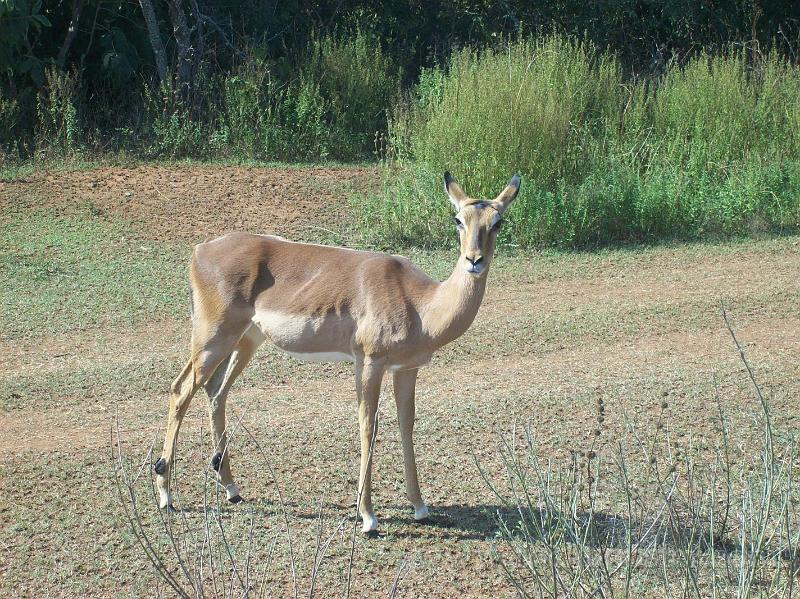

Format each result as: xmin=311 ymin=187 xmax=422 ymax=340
xmin=1 ymin=164 xmax=378 ymax=242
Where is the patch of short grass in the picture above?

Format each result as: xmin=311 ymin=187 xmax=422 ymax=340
xmin=0 ymin=206 xmax=188 ymax=339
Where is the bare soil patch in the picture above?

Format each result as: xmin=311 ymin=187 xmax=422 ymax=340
xmin=1 ymin=164 xmax=378 ymax=242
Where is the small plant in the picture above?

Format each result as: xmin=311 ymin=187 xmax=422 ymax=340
xmin=483 ymin=305 xmax=800 ymax=597
xmin=36 ymin=67 xmax=82 ymax=155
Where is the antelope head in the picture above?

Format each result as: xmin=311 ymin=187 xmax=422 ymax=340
xmin=444 ymin=171 xmax=521 ymax=276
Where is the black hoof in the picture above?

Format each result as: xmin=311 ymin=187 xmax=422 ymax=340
xmin=364 ymin=529 xmax=380 ymax=539
xmin=228 ymin=494 xmax=244 ymax=504
xmin=415 ymin=516 xmax=433 ymax=525
xmin=161 ymin=504 xmax=177 ymax=513
xmin=211 ymin=452 xmax=222 ymax=472
xmin=153 ymin=458 xmax=166 ymax=475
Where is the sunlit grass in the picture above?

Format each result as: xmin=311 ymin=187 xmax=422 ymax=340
xmin=361 ymin=36 xmax=800 ymax=248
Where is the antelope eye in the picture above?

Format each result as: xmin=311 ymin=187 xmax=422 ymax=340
xmin=453 ymin=217 xmax=464 ymax=228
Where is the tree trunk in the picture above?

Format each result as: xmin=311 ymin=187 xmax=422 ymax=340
xmin=138 ymin=0 xmax=169 ymax=85
xmin=167 ymin=0 xmax=193 ymax=103
xmin=57 ymin=0 xmax=86 ymax=69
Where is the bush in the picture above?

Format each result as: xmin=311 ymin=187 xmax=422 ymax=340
xmin=143 ymin=84 xmax=208 ymax=159
xmin=647 ymin=50 xmax=800 ymax=173
xmin=305 ymin=28 xmax=401 ymax=159
xmin=36 ymin=67 xmax=82 ymax=155
xmin=218 ymin=64 xmax=330 ymax=161
xmin=365 ymin=36 xmax=800 ymax=249
xmin=214 ymin=29 xmax=399 ymax=162
xmin=222 ymin=66 xmax=269 ymax=156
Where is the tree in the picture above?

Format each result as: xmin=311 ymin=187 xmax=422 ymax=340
xmin=0 ymin=0 xmax=51 ymax=86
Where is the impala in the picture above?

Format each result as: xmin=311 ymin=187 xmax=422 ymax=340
xmin=154 ymin=171 xmax=520 ymax=532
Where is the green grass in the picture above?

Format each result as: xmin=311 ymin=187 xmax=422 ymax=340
xmin=0 ymin=154 xmax=376 ymax=182
xmin=364 ymin=36 xmax=800 ymax=249
xmin=0 ymin=207 xmax=187 ymax=338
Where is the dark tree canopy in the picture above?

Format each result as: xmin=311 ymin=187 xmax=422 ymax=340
xmin=4 ymin=0 xmax=798 ymax=89
xmin=0 ymin=0 xmax=797 ymax=160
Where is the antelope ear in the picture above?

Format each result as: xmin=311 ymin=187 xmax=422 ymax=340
xmin=492 ymin=174 xmax=521 ymax=213
xmin=444 ymin=171 xmax=468 ymax=210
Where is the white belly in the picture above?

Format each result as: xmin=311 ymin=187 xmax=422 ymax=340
xmin=285 ymin=351 xmax=353 ymax=363
xmin=252 ymin=309 xmax=353 ymax=358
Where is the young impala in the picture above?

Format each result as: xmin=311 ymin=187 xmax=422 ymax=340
xmin=154 ymin=171 xmax=520 ymax=533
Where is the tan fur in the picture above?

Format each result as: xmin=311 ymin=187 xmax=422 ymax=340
xmin=155 ymin=172 xmax=520 ymax=532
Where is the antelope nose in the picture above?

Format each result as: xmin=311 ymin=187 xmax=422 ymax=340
xmin=466 ymin=255 xmax=483 ymax=266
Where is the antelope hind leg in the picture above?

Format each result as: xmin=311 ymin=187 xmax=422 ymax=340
xmin=205 ymin=325 xmax=264 ymax=503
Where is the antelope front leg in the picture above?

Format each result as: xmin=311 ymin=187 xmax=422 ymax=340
xmin=393 ymin=368 xmax=429 ymax=521
xmin=355 ymin=356 xmax=386 ymax=533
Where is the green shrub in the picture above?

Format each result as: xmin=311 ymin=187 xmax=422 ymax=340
xmin=36 ymin=67 xmax=82 ymax=154
xmin=306 ymin=28 xmax=401 ymax=159
xmin=222 ymin=66 xmax=269 ymax=156
xmin=646 ymin=50 xmax=800 ymax=173
xmin=364 ymin=36 xmax=800 ymax=248
xmin=144 ymin=84 xmax=209 ymax=159
xmin=214 ymin=30 xmax=399 ymax=161
xmin=263 ymin=75 xmax=330 ymax=160
xmin=216 ymin=58 xmax=330 ymax=161
xmin=405 ymin=36 xmax=622 ymax=194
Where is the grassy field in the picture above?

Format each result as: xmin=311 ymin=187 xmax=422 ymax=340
xmin=1 ymin=165 xmax=800 ymax=597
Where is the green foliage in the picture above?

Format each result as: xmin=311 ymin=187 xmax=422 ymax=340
xmin=218 ymin=62 xmax=329 ymax=160
xmin=143 ymin=80 xmax=226 ymax=159
xmin=268 ymin=76 xmax=330 ymax=159
xmin=36 ymin=67 xmax=82 ymax=154
xmin=364 ymin=36 xmax=800 ymax=248
xmin=215 ymin=29 xmax=398 ymax=161
xmin=221 ymin=66 xmax=269 ymax=156
xmin=398 ymin=36 xmax=620 ymax=190
xmin=305 ymin=28 xmax=401 ymax=158
xmin=1 ymin=0 xmax=799 ymax=161
xmin=2 ymin=3 xmax=799 ymax=248
xmin=646 ymin=50 xmax=800 ymax=173
xmin=0 ymin=0 xmax=50 ymax=85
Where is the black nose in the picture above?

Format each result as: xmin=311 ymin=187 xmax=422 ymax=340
xmin=467 ymin=256 xmax=484 ymax=266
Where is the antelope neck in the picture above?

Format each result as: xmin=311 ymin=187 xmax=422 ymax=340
xmin=422 ymin=259 xmax=489 ymax=344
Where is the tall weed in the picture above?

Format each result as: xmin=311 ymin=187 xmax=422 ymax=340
xmin=306 ymin=28 xmax=401 ymax=159
xmin=36 ymin=68 xmax=82 ymax=155
xmin=367 ymin=36 xmax=800 ymax=248
xmin=143 ymin=83 xmax=209 ymax=159
xmin=215 ymin=29 xmax=399 ymax=161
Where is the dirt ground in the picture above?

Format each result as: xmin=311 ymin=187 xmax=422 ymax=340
xmin=0 ymin=164 xmax=376 ymax=243
xmin=1 ymin=165 xmax=799 ymax=597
